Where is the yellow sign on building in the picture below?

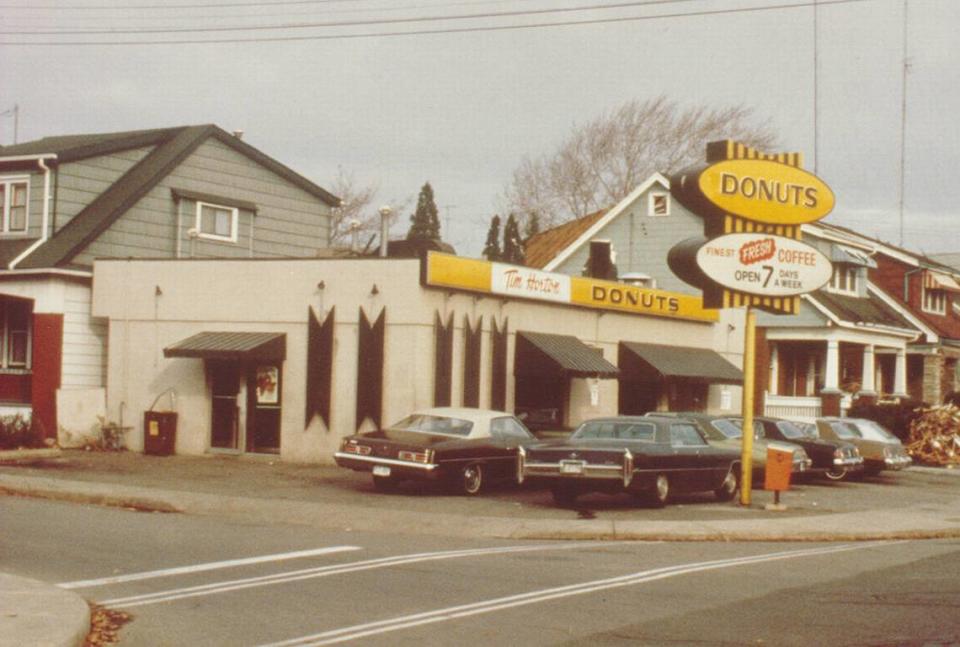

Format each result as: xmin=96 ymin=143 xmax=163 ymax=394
xmin=423 ymin=252 xmax=717 ymax=322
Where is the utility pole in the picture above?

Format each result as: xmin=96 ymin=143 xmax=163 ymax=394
xmin=898 ymin=0 xmax=910 ymax=247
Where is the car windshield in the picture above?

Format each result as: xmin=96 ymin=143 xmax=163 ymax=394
xmin=829 ymin=421 xmax=861 ymax=439
xmin=850 ymin=419 xmax=898 ymax=442
xmin=573 ymin=421 xmax=657 ymax=441
xmin=389 ymin=414 xmax=474 ymax=437
xmin=731 ymin=419 xmax=763 ymax=439
xmin=709 ymin=418 xmax=742 ymax=439
xmin=795 ymin=422 xmax=819 ymax=439
xmin=775 ymin=420 xmax=808 ymax=440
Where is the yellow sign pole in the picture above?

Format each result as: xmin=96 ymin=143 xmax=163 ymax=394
xmin=739 ymin=306 xmax=756 ymax=506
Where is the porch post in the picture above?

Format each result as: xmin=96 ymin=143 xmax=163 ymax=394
xmin=823 ymin=339 xmax=840 ymax=393
xmin=769 ymin=343 xmax=779 ymax=396
xmin=860 ymin=344 xmax=877 ymax=403
xmin=821 ymin=339 xmax=842 ymax=416
xmin=893 ymin=347 xmax=909 ymax=397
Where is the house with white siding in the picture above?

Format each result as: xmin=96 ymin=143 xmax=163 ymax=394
xmin=0 ymin=125 xmax=338 ymax=443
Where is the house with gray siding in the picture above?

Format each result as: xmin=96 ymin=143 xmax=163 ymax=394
xmin=524 ymin=173 xmax=924 ymax=421
xmin=0 ymin=125 xmax=338 ymax=442
xmin=524 ymin=174 xmax=746 ymax=414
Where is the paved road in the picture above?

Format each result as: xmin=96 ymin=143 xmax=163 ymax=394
xmin=4 ymin=496 xmax=960 ymax=646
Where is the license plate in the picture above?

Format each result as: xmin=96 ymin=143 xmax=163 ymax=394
xmin=372 ymin=465 xmax=391 ymax=477
xmin=560 ymin=461 xmax=584 ymax=475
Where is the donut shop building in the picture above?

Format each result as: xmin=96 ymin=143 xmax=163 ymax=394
xmin=91 ymin=252 xmax=744 ymax=463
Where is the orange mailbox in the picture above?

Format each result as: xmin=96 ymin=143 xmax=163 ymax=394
xmin=764 ymin=446 xmax=793 ymax=493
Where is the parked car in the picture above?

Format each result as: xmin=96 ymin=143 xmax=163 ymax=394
xmin=651 ymin=412 xmax=812 ymax=477
xmin=334 ymin=407 xmax=536 ymax=495
xmin=752 ymin=416 xmax=863 ymax=481
xmin=815 ymin=417 xmax=912 ymax=476
xmin=519 ymin=416 xmax=741 ymax=507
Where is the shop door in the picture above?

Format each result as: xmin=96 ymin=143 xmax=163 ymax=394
xmin=618 ymin=379 xmax=660 ymax=415
xmin=514 ymin=374 xmax=566 ymax=431
xmin=247 ymin=365 xmax=281 ymax=454
xmin=210 ymin=362 xmax=241 ymax=450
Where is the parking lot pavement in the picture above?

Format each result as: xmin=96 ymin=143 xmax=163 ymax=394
xmin=1 ymin=453 xmax=958 ymax=646
xmin=1 ymin=450 xmax=958 ymax=542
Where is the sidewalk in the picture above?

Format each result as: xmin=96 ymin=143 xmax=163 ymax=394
xmin=1 ymin=450 xmax=958 ymax=647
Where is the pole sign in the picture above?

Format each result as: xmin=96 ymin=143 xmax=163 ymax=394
xmin=669 ymin=140 xmax=835 ymax=314
xmin=681 ymin=159 xmax=835 ymax=225
xmin=696 ymin=233 xmax=832 ymax=297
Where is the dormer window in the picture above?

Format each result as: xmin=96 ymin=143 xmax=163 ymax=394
xmin=827 ymin=264 xmax=858 ymax=296
xmin=922 ymin=287 xmax=947 ymax=315
xmin=196 ymin=201 xmax=238 ymax=243
xmin=0 ymin=177 xmax=28 ymax=234
xmin=648 ymin=192 xmax=670 ymax=216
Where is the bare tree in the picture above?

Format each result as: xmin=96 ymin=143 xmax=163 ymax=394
xmin=501 ymin=96 xmax=778 ymax=230
xmin=328 ymin=167 xmax=379 ymax=248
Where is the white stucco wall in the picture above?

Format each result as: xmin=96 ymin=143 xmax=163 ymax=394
xmin=92 ymin=257 xmax=744 ymax=463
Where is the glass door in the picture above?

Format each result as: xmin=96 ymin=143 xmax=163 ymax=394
xmin=210 ymin=361 xmax=241 ymax=450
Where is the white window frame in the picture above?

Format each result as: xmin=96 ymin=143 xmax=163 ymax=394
xmin=0 ymin=300 xmax=32 ymax=370
xmin=922 ymin=286 xmax=947 ymax=315
xmin=195 ymin=201 xmax=239 ymax=243
xmin=0 ymin=176 xmax=30 ymax=234
xmin=648 ymin=192 xmax=670 ymax=217
xmin=827 ymin=265 xmax=859 ymax=296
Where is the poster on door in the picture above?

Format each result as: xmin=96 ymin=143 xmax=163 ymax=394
xmin=256 ymin=366 xmax=279 ymax=404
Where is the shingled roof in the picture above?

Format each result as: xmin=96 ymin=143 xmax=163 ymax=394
xmin=523 ymin=209 xmax=608 ymax=269
xmin=3 ymin=125 xmax=339 ymax=269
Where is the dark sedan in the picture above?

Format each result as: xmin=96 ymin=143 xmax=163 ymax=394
xmin=752 ymin=416 xmax=863 ymax=481
xmin=334 ymin=407 xmax=536 ymax=495
xmin=519 ymin=416 xmax=740 ymax=507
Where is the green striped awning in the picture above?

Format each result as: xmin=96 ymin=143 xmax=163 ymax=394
xmin=164 ymin=331 xmax=285 ymax=361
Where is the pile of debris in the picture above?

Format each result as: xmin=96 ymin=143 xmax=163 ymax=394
xmin=906 ymin=404 xmax=960 ymax=466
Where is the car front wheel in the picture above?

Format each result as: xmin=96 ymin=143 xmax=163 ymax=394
xmin=715 ymin=468 xmax=738 ymax=501
xmin=648 ymin=473 xmax=670 ymax=507
xmin=824 ymin=467 xmax=847 ymax=481
xmin=459 ymin=463 xmax=484 ymax=496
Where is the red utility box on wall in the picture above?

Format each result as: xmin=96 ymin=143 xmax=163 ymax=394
xmin=143 ymin=412 xmax=178 ymax=456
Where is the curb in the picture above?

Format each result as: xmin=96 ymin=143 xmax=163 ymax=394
xmin=4 ymin=473 xmax=960 ymax=543
xmin=0 ymin=573 xmax=89 ymax=647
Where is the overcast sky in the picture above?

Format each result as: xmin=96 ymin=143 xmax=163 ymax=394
xmin=1 ymin=0 xmax=957 ymax=257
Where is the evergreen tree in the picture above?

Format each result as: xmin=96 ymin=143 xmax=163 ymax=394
xmin=502 ymin=213 xmax=524 ymax=265
xmin=524 ymin=211 xmax=541 ymax=239
xmin=407 ymin=182 xmax=441 ymax=241
xmin=482 ymin=215 xmax=502 ymax=261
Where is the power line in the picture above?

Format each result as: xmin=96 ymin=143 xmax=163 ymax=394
xmin=1 ymin=0 xmax=705 ymax=35
xmin=0 ymin=0 xmax=878 ymax=46
xmin=0 ymin=0 xmax=539 ymax=26
xmin=0 ymin=0 xmax=365 ymax=10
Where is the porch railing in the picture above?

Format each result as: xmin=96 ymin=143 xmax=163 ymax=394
xmin=763 ymin=392 xmax=821 ymax=423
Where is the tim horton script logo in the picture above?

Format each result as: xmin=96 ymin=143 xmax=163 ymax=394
xmin=697 ymin=159 xmax=835 ymax=224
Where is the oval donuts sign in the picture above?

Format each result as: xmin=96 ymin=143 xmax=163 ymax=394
xmin=696 ymin=233 xmax=833 ymax=297
xmin=698 ymin=159 xmax=835 ymax=224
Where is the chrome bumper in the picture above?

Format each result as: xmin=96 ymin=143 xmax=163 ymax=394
xmin=519 ymin=447 xmax=634 ymax=487
xmin=884 ymin=455 xmax=912 ymax=470
xmin=333 ymin=452 xmax=438 ymax=472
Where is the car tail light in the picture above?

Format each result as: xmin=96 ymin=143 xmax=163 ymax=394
xmin=399 ymin=449 xmax=433 ymax=464
xmin=342 ymin=441 xmax=372 ymax=456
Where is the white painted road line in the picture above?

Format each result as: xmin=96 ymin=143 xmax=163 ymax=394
xmin=97 ymin=542 xmax=638 ymax=608
xmin=257 ymin=541 xmax=905 ymax=647
xmin=59 ymin=546 xmax=362 ymax=589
